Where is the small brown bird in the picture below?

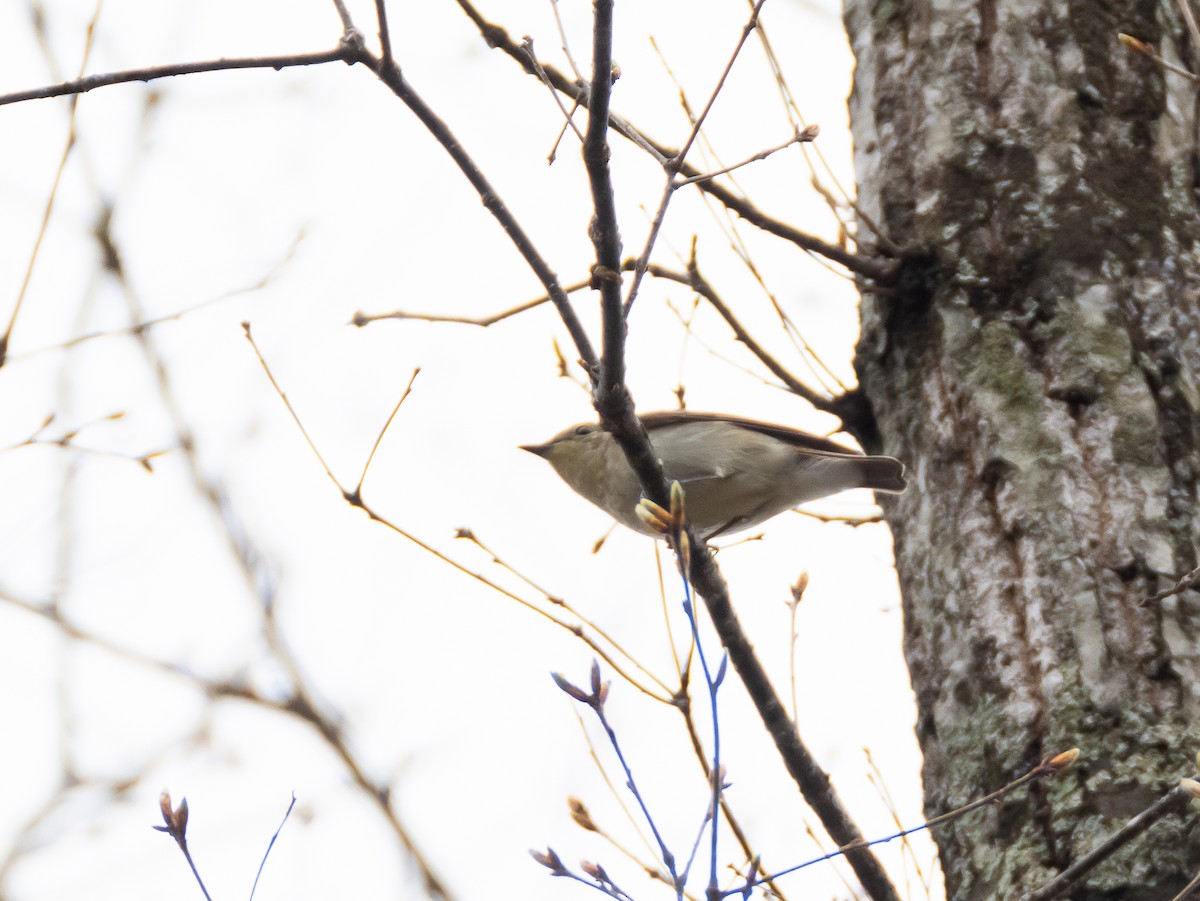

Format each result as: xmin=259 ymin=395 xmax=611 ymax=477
xmin=521 ymin=411 xmax=906 ymax=540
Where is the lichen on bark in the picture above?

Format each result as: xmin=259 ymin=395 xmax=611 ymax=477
xmin=844 ymin=0 xmax=1200 ymax=895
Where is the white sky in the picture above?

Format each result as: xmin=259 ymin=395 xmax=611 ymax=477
xmin=0 ymin=1 xmax=940 ymax=899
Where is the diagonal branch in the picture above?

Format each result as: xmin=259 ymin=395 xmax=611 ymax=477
xmin=0 ymin=47 xmax=356 ymax=107
xmin=451 ymin=0 xmax=897 ymax=285
xmin=622 ymin=0 xmax=767 ymax=316
xmin=1019 ymin=782 xmax=1192 ymax=901
xmin=645 ymin=259 xmax=832 ymax=412
xmin=348 ymin=45 xmax=601 ymax=374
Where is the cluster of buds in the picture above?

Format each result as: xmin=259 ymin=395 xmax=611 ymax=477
xmin=551 ymin=660 xmax=610 ymax=711
xmin=154 ymin=792 xmax=189 ymax=844
xmin=635 ymin=481 xmax=690 ymax=571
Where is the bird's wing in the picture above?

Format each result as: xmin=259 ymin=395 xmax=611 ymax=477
xmin=640 ymin=411 xmax=862 ymax=457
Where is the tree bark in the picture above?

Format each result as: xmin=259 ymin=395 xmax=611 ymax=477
xmin=844 ymin=0 xmax=1200 ymax=896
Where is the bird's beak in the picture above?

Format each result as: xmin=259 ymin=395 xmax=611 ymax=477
xmin=519 ymin=443 xmax=551 ymax=458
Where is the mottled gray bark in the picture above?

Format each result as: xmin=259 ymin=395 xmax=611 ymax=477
xmin=844 ymin=0 xmax=1200 ymax=896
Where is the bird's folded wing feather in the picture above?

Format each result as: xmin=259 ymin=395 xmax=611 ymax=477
xmin=640 ymin=411 xmax=863 ymax=457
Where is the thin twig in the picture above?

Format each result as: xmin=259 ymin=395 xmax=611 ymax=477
xmin=523 ymin=36 xmax=584 ymax=143
xmin=1173 ymin=868 xmax=1200 ymax=901
xmin=0 ymin=47 xmax=357 ymax=107
xmin=680 ymin=578 xmax=726 ymax=898
xmin=7 ymin=230 xmax=302 ymax=361
xmin=676 ymin=126 xmax=815 ymax=187
xmin=645 ymin=256 xmax=834 ymax=413
xmin=353 ymin=367 xmax=421 ymax=497
xmin=2 ymin=0 xmax=102 ymax=366
xmin=686 ymin=544 xmax=902 ymax=901
xmin=456 ymin=530 xmax=675 ymax=696
xmin=864 ymin=748 xmax=930 ymax=898
xmin=242 ymin=325 xmax=669 ymax=701
xmin=1175 ymin=0 xmax=1200 ymax=61
xmin=176 ymin=832 xmax=214 ymax=900
xmin=353 ymin=294 xmax=550 ymax=327
xmin=1118 ymin=33 xmax=1199 ymax=81
xmin=659 ymin=100 xmax=854 ymax=402
xmin=748 ymin=10 xmax=900 ymax=254
xmin=374 ymin=0 xmax=394 ymax=63
xmin=450 ymin=0 xmax=897 ymax=283
xmin=589 ymin=681 xmax=681 ymax=885
xmin=794 ymin=508 xmax=884 ymax=526
xmin=746 ymin=750 xmax=1080 ymax=892
xmin=571 ymin=712 xmax=670 ymax=876
xmin=622 ymin=0 xmax=768 ymax=315
xmin=329 ymin=0 xmax=356 ymax=33
xmin=357 ymin=47 xmax=600 ymax=373
xmin=241 ymin=322 xmax=339 ymax=479
xmin=1142 ymin=561 xmax=1200 ymax=606
xmin=549 ymin=0 xmax=585 ymax=83
xmin=249 ymin=794 xmax=298 ymax=901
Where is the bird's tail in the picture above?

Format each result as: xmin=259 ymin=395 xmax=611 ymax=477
xmin=859 ymin=456 xmax=907 ymax=493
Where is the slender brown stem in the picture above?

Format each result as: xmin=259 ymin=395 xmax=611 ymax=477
xmin=1141 ymin=560 xmax=1200 ymax=606
xmin=0 ymin=47 xmax=356 ymax=107
xmin=374 ymin=0 xmax=394 ymax=62
xmin=351 ymin=276 xmax=592 ymax=328
xmin=1175 ymin=0 xmax=1200 ymax=59
xmin=623 ymin=0 xmax=765 ymax=315
xmin=676 ymin=127 xmax=811 ymax=187
xmin=329 ymin=0 xmax=356 ymax=33
xmin=644 ymin=259 xmax=833 ymax=413
xmin=354 ymin=48 xmax=600 ymax=373
xmin=451 ymin=0 xmax=897 ymax=284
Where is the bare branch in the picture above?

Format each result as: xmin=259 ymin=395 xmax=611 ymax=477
xmin=0 ymin=47 xmax=357 ymax=108
xmin=354 ymin=367 xmax=422 ymax=497
xmin=243 ymin=327 xmax=670 ymax=702
xmin=748 ymin=750 xmax=1081 ymax=893
xmin=622 ymin=0 xmax=767 ymax=315
xmin=451 ymin=0 xmax=897 ymax=284
xmin=2 ymin=1 xmax=103 ymax=367
xmin=355 ymin=48 xmax=601 ymax=373
xmin=328 ymin=0 xmax=356 ymax=33
xmin=672 ymin=0 xmax=765 ymax=169
xmin=1174 ymin=0 xmax=1200 ymax=62
xmin=350 ymin=274 xmax=595 ymax=331
xmin=549 ymin=0 xmax=586 ymax=83
xmin=1141 ymin=561 xmax=1200 ymax=606
xmin=1118 ymin=33 xmax=1198 ymax=81
xmin=644 ymin=257 xmax=835 ymax=414
xmin=522 ymin=36 xmax=584 ymax=144
xmin=675 ymin=125 xmax=817 ymax=188
xmin=374 ymin=0 xmax=394 ymax=63
xmin=584 ymin=0 xmax=630 ymax=398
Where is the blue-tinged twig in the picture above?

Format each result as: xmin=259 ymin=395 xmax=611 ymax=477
xmin=154 ymin=793 xmax=214 ymax=901
xmin=249 ymin=793 xmax=298 ymax=901
xmin=552 ymin=663 xmax=683 ymax=893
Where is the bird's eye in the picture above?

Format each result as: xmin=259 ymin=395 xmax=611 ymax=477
xmin=574 ymin=425 xmax=594 ymax=436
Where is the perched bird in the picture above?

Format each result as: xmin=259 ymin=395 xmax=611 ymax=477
xmin=521 ymin=411 xmax=906 ymax=540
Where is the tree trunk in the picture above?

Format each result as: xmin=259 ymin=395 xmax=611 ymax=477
xmin=844 ymin=0 xmax=1200 ymax=896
